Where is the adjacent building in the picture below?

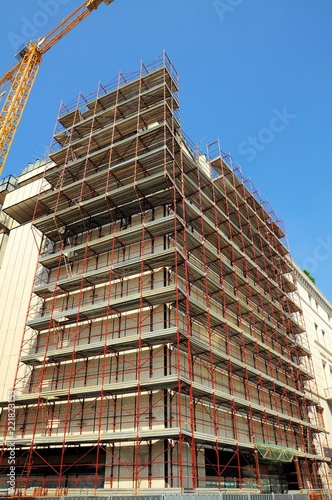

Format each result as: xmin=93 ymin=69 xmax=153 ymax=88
xmin=0 ymin=54 xmax=331 ymax=497
xmin=296 ymin=266 xmax=332 ymax=485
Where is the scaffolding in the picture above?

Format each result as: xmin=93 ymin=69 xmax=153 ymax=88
xmin=0 ymin=53 xmax=330 ymax=497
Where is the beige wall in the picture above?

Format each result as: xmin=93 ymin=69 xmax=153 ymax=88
xmin=0 ymin=223 xmax=41 ymax=402
xmin=296 ymin=267 xmax=332 ymax=453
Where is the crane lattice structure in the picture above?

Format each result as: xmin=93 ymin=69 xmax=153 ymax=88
xmin=0 ymin=0 xmax=114 ymax=177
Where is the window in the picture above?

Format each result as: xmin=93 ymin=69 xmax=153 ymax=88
xmin=321 ymin=329 xmax=326 ymax=346
xmin=314 ymin=323 xmax=318 ymax=340
xmin=322 ymin=360 xmax=329 ymax=387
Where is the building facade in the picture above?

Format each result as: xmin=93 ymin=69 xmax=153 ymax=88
xmin=0 ymin=54 xmax=330 ymax=496
xmin=296 ymin=266 xmax=332 ymax=485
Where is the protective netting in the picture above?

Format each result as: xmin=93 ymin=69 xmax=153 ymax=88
xmin=256 ymin=442 xmax=297 ymax=462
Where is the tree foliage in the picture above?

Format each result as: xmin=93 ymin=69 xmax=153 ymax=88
xmin=303 ymin=269 xmax=316 ymax=284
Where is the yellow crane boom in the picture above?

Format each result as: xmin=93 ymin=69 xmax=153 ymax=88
xmin=0 ymin=0 xmax=114 ymax=177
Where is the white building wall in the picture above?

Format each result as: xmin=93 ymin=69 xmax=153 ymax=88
xmin=295 ymin=265 xmax=332 ymax=455
xmin=0 ymin=163 xmax=50 ymax=403
xmin=0 ymin=223 xmax=41 ymax=402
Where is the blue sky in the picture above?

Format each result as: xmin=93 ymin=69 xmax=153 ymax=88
xmin=1 ymin=0 xmax=332 ymax=302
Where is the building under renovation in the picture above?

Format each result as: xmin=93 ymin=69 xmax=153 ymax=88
xmin=0 ymin=54 xmax=330 ymax=496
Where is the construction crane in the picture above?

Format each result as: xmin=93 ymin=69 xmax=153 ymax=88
xmin=0 ymin=0 xmax=114 ymax=177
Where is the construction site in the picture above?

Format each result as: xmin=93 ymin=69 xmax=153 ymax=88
xmin=0 ymin=52 xmax=330 ymax=497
